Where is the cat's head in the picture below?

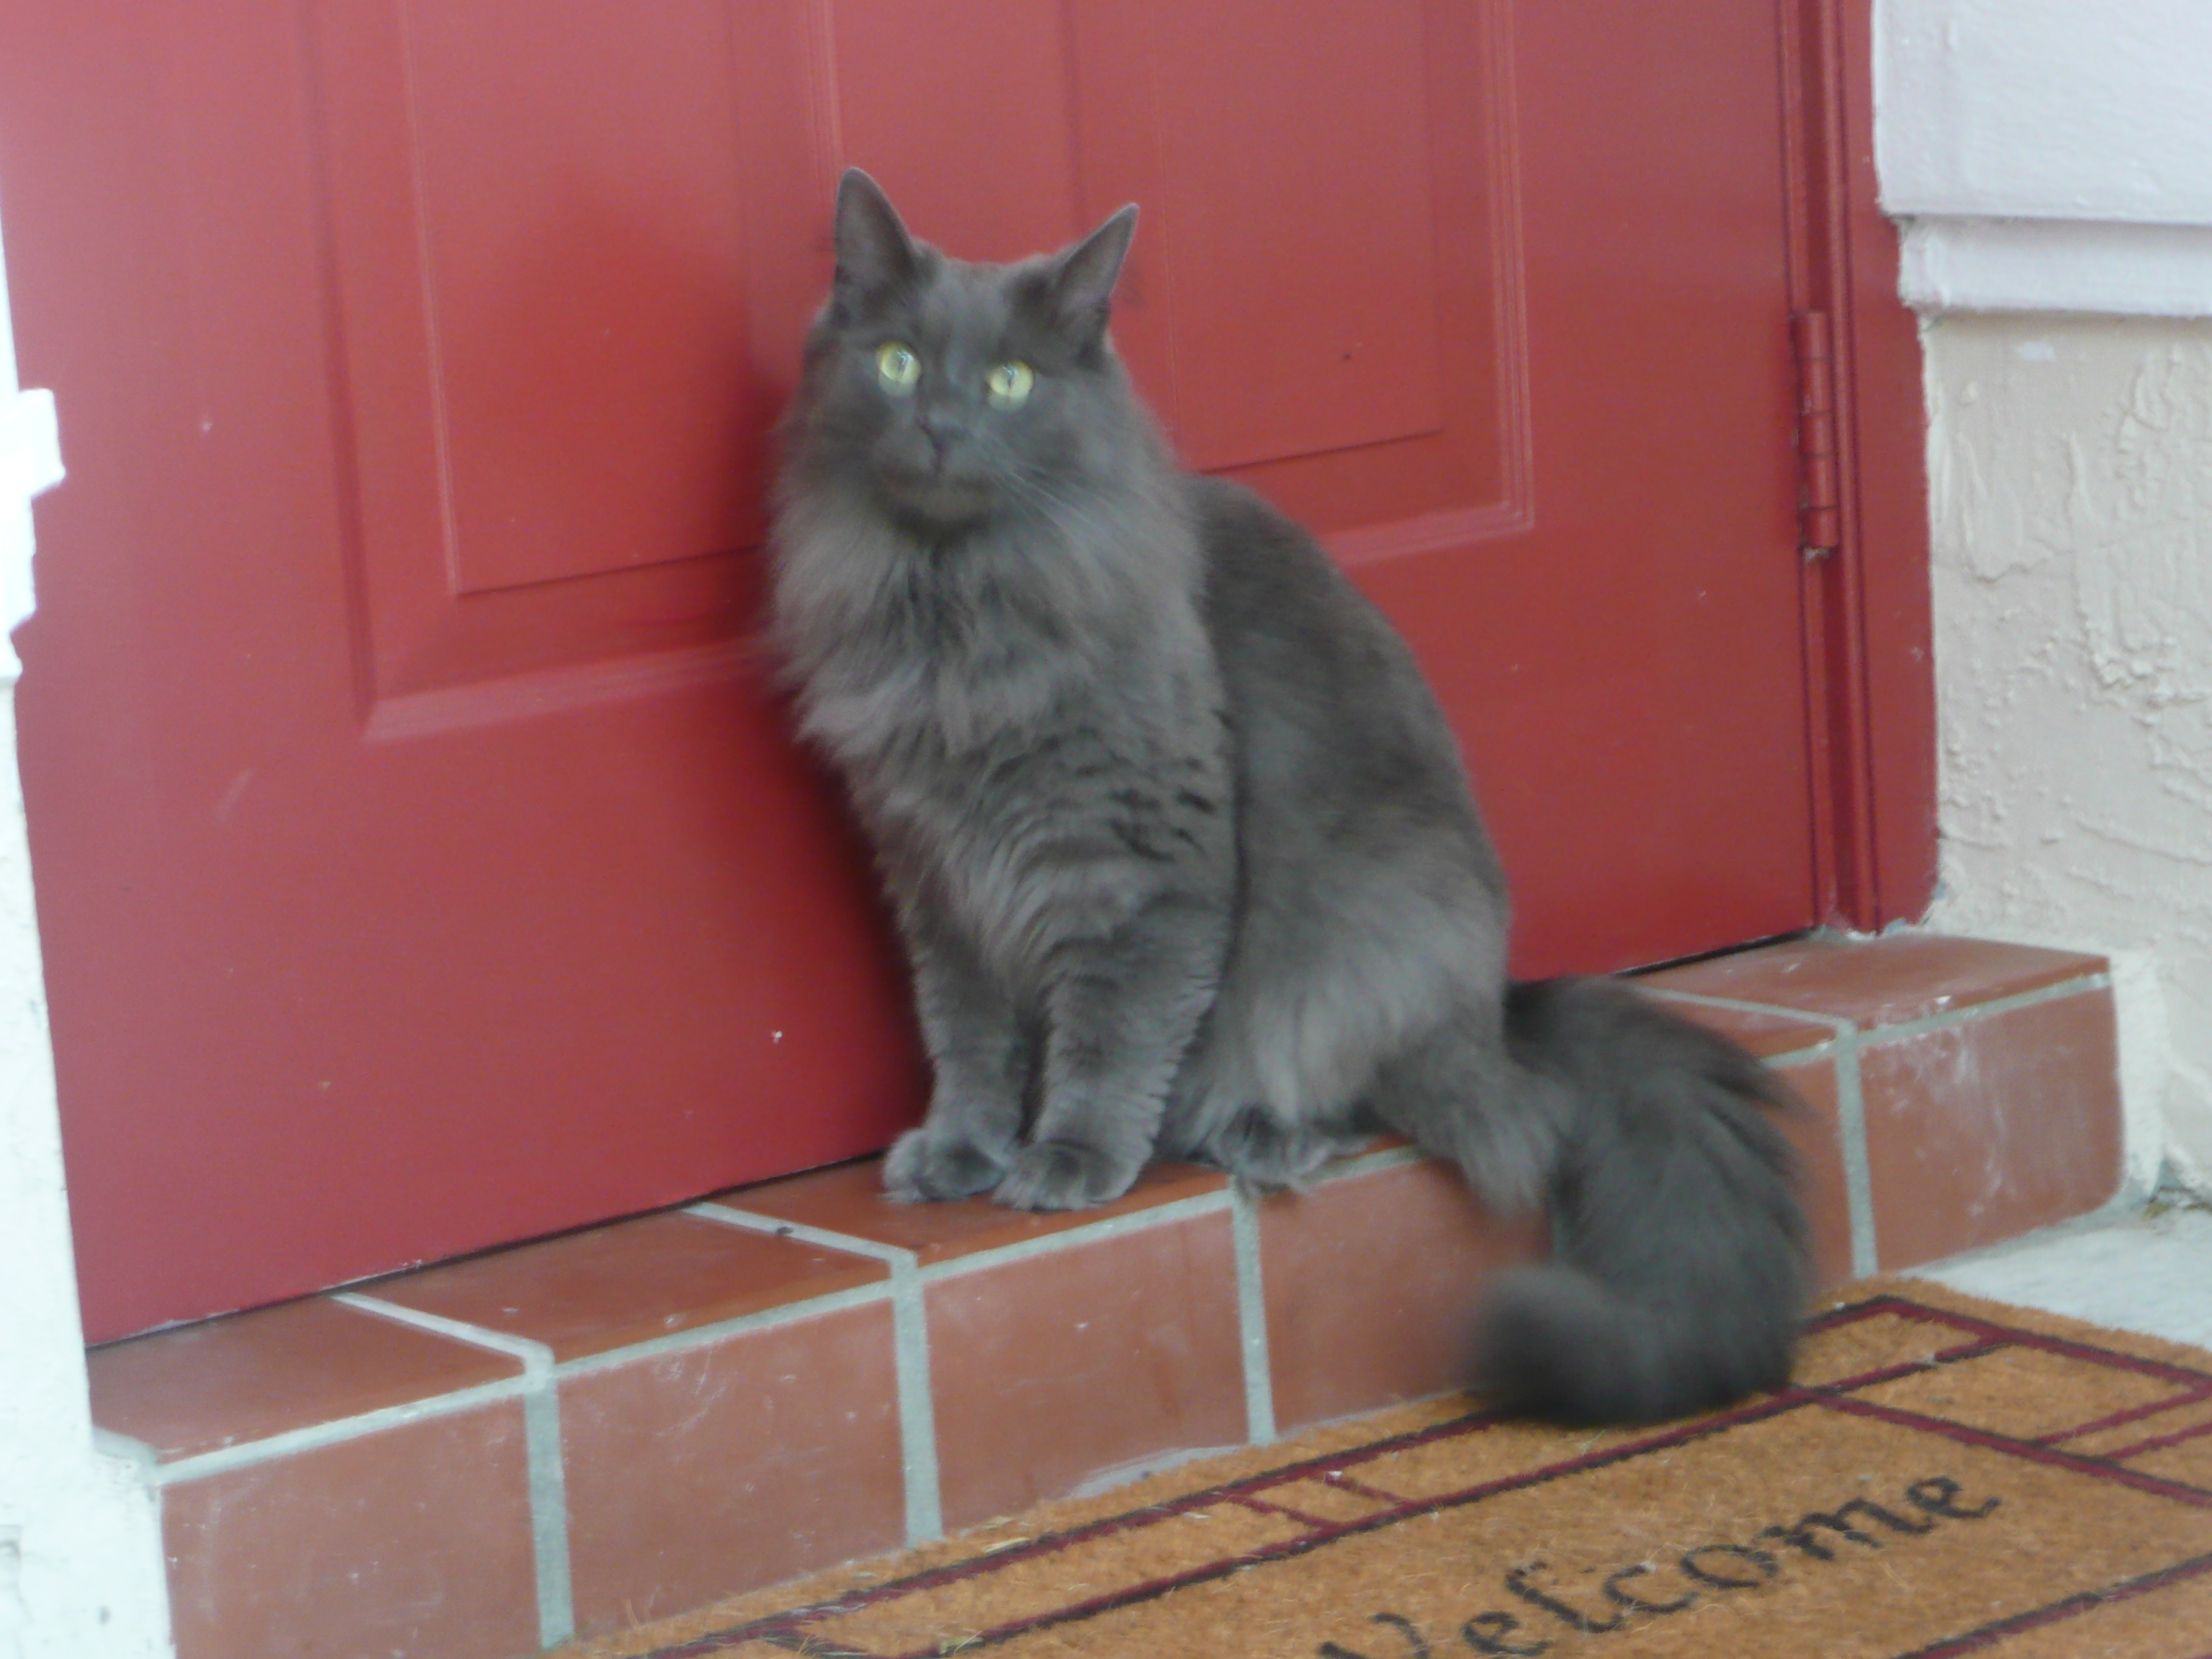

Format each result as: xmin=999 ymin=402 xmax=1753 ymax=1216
xmin=785 ymin=170 xmax=1141 ymax=532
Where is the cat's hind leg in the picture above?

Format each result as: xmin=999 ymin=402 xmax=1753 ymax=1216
xmin=1201 ymin=1102 xmax=1373 ymax=1190
xmin=1158 ymin=976 xmax=1382 ymax=1190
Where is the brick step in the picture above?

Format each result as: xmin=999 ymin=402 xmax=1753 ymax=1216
xmin=85 ymin=932 xmax=2124 ymax=1659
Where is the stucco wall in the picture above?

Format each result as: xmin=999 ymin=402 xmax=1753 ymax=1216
xmin=1921 ymin=315 xmax=2212 ymax=1188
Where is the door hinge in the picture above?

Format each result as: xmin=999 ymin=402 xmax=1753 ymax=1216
xmin=1791 ymin=310 xmax=1842 ymax=557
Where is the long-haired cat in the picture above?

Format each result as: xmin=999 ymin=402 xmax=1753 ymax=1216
xmin=770 ymin=171 xmax=1807 ymax=1424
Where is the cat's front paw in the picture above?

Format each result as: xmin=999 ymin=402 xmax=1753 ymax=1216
xmin=993 ymin=1139 xmax=1137 ymax=1211
xmin=883 ymin=1126 xmax=1008 ymax=1202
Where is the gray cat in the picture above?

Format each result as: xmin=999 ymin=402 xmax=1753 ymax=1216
xmin=769 ymin=170 xmax=1807 ymax=1424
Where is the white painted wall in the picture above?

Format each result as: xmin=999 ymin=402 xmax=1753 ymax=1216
xmin=0 ymin=186 xmax=174 ymax=1658
xmin=1878 ymin=0 xmax=2212 ymax=315
xmin=1880 ymin=1 xmax=2212 ymax=1191
xmin=1878 ymin=0 xmax=2212 ymax=223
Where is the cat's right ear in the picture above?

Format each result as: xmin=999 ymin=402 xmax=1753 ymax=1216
xmin=1039 ymin=204 xmax=1138 ymax=354
xmin=832 ymin=168 xmax=920 ymax=315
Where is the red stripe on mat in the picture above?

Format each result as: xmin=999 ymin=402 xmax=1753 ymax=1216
xmin=2038 ymin=1385 xmax=2212 ymax=1447
xmin=1814 ymin=1391 xmax=2212 ymax=1509
xmin=2105 ymin=1417 xmax=2212 ymax=1465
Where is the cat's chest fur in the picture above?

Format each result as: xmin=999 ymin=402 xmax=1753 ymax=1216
xmin=783 ymin=522 xmax=1233 ymax=964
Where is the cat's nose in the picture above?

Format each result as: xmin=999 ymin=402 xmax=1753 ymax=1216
xmin=916 ymin=407 xmax=962 ymax=461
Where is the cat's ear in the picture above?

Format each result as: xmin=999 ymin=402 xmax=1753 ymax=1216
xmin=1039 ymin=204 xmax=1138 ymax=351
xmin=832 ymin=168 xmax=920 ymax=313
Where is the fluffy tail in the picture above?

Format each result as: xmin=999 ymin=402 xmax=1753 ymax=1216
xmin=1472 ymin=976 xmax=1809 ymax=1424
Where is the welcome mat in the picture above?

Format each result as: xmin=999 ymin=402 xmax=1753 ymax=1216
xmin=565 ymin=1282 xmax=2212 ymax=1659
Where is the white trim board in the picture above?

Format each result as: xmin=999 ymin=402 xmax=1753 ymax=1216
xmin=1899 ymin=217 xmax=2212 ymax=318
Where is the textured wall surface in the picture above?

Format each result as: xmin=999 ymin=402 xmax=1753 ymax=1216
xmin=1924 ymin=313 xmax=2212 ymax=1187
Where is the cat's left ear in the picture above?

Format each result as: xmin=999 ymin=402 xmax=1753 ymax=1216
xmin=1040 ymin=204 xmax=1138 ymax=352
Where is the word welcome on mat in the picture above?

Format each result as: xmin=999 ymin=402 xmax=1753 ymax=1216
xmin=573 ymin=1285 xmax=2212 ymax=1659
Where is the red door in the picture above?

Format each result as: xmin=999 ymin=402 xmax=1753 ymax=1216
xmin=5 ymin=1 xmax=1840 ymax=1341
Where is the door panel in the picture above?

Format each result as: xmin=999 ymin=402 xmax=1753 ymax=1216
xmin=1141 ymin=0 xmax=1449 ymax=470
xmin=311 ymin=1 xmax=803 ymax=698
xmin=1071 ymin=0 xmax=1519 ymax=536
xmin=386 ymin=8 xmax=753 ymax=598
xmin=1 ymin=0 xmax=1815 ymax=1340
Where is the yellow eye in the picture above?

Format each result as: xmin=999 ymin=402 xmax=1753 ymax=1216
xmin=875 ymin=342 xmax=920 ymax=394
xmin=985 ymin=361 xmax=1035 ymax=409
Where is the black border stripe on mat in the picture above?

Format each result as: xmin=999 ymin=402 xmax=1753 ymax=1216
xmin=1890 ymin=1549 xmax=2212 ymax=1658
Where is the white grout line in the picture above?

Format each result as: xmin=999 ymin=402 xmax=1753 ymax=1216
xmin=886 ymin=1267 xmax=945 ymax=1544
xmin=1228 ymin=1182 xmax=1277 ymax=1446
xmin=1642 ymin=971 xmax=2111 ymax=1047
xmin=544 ymin=1280 xmax=894 ymax=1380
xmin=1853 ymin=972 xmax=2112 ymax=1047
xmin=688 ymin=1202 xmax=944 ymax=1545
xmin=141 ymin=1375 xmax=533 ymax=1486
xmin=333 ymin=1292 xmax=553 ymax=1365
xmin=1639 ymin=984 xmax=1853 ymax=1037
xmin=685 ymin=1202 xmax=911 ymax=1267
xmin=517 ymin=1387 xmax=574 ymax=1645
xmin=1834 ymin=1035 xmax=1880 ymax=1277
xmin=916 ymin=1188 xmax=1234 ymax=1282
xmin=336 ymin=1294 xmax=574 ymax=1649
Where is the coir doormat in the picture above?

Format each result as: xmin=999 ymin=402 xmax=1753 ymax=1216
xmin=566 ymin=1282 xmax=2212 ymax=1659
